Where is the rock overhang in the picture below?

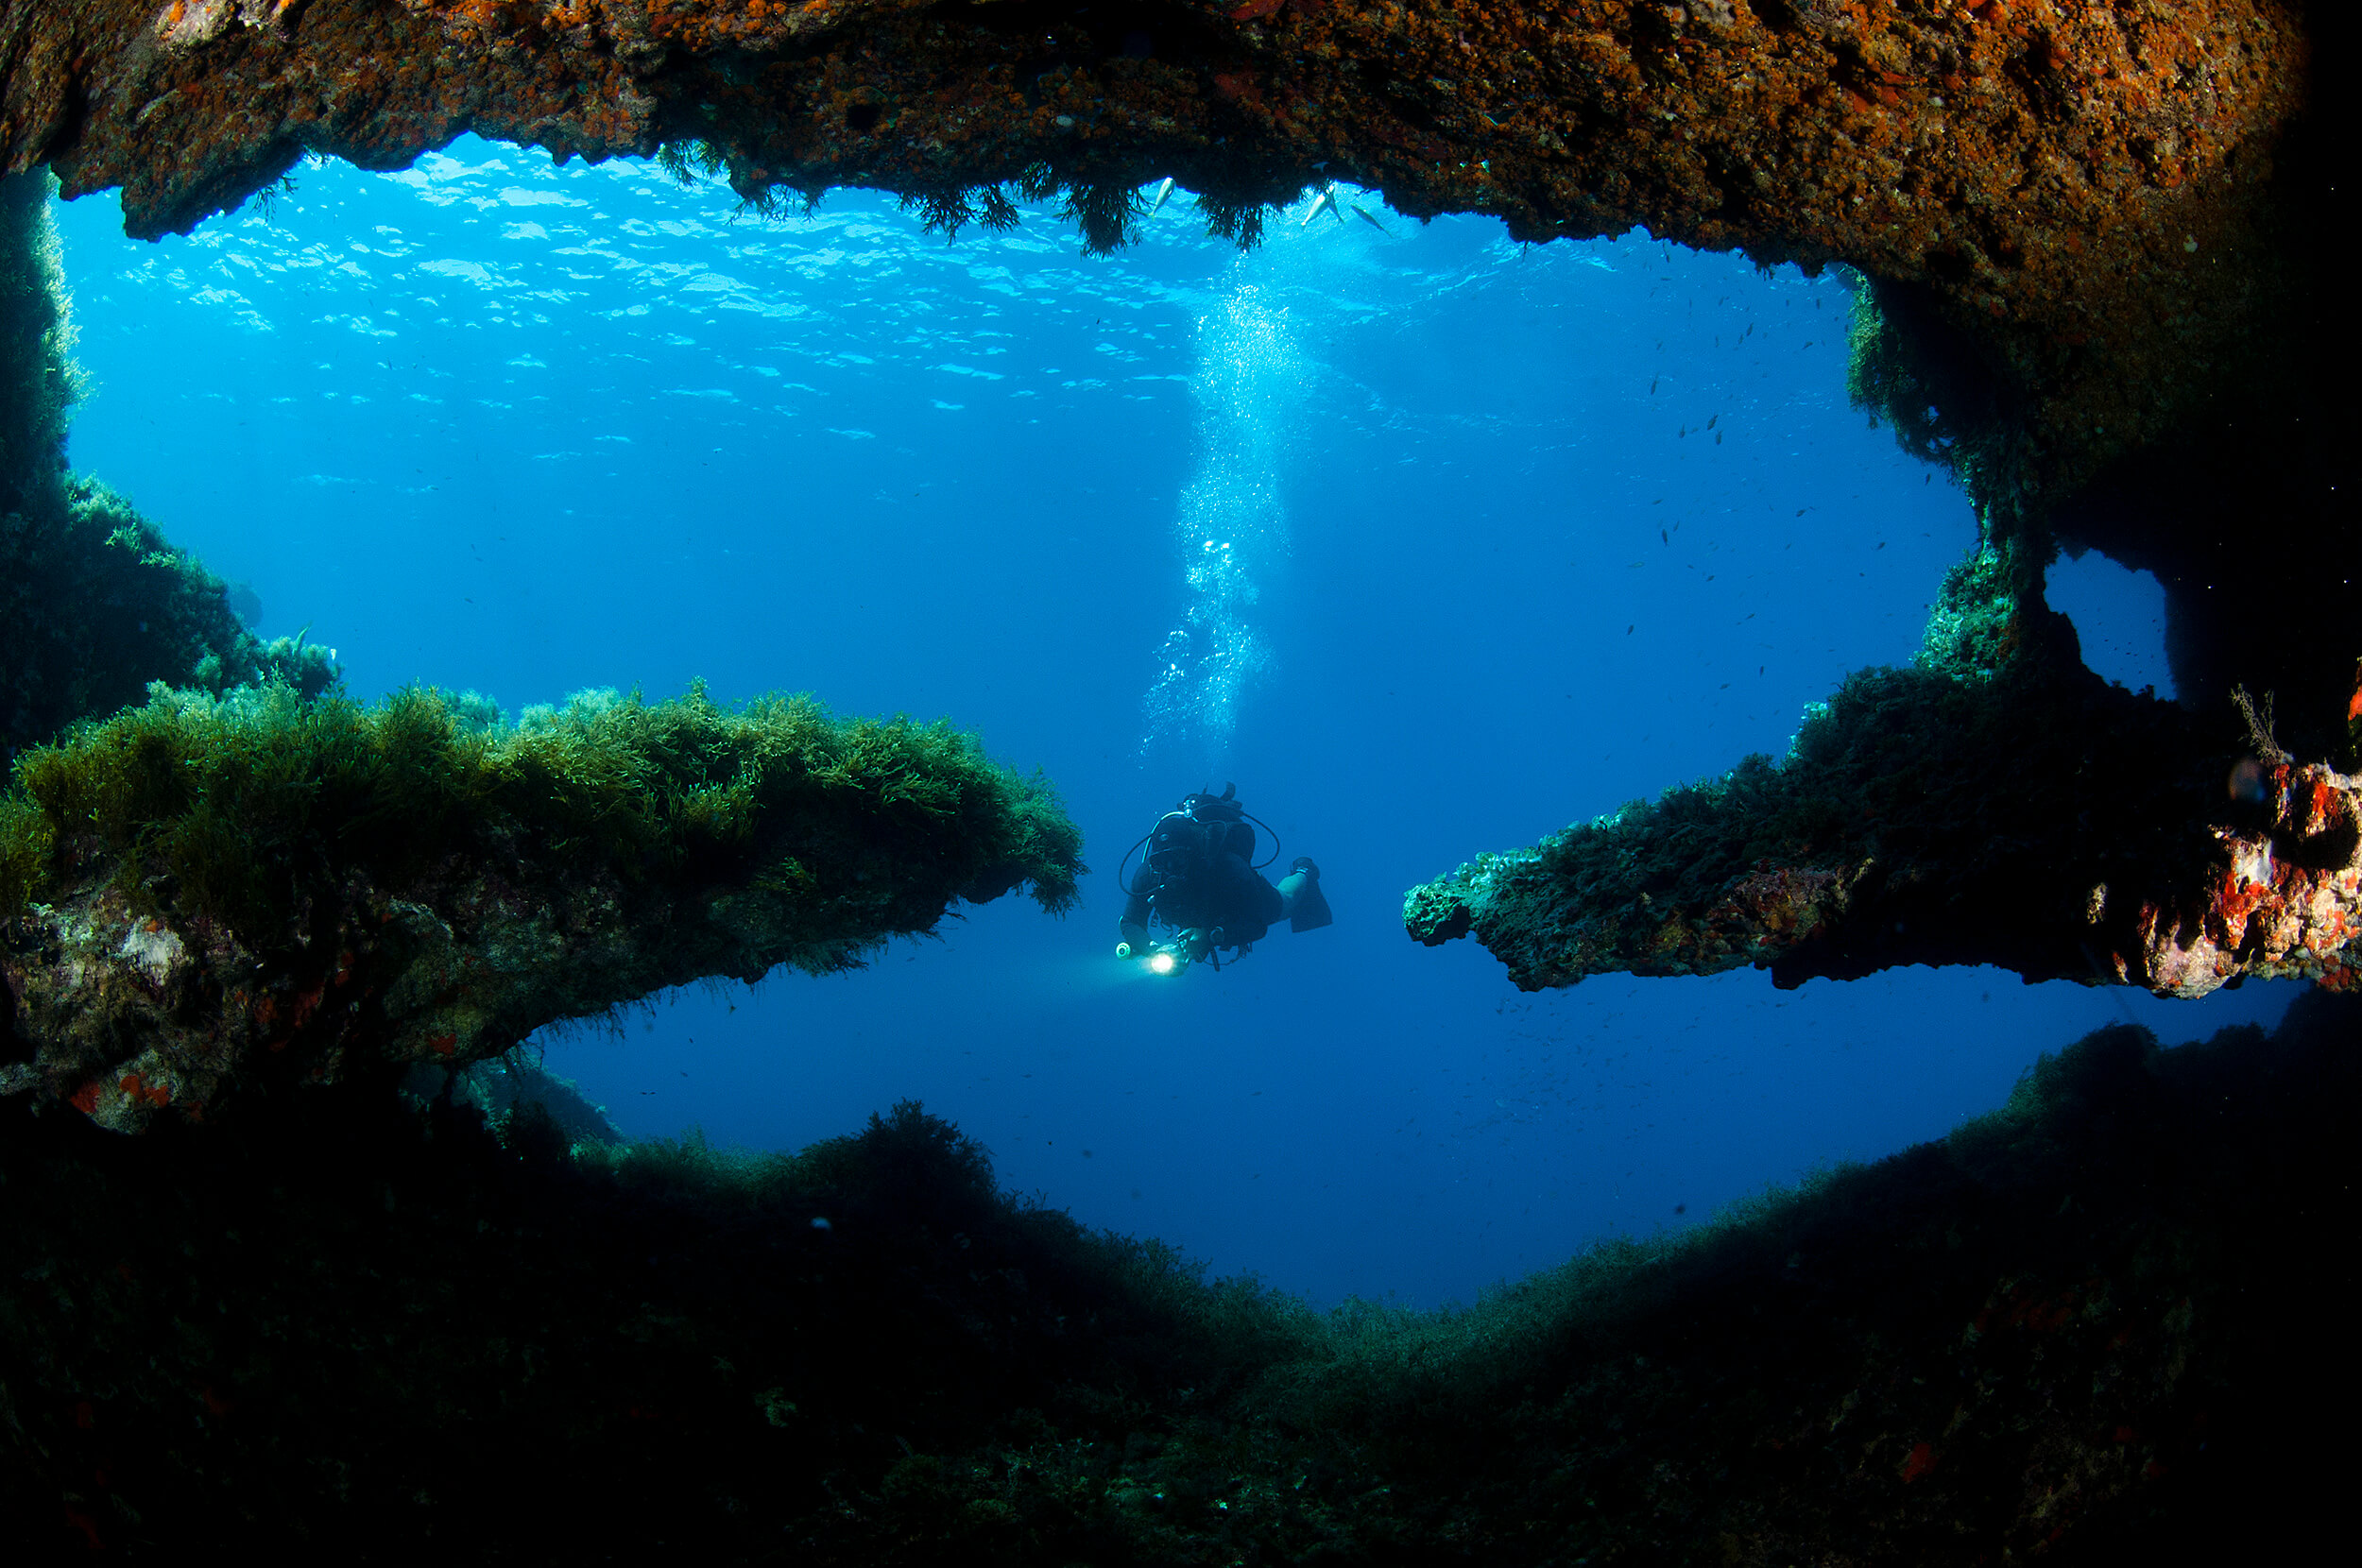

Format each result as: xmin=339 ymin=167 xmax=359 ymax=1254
xmin=0 ymin=682 xmax=1087 ymax=1131
xmin=1 ymin=3 xmax=2338 ymax=520
xmin=5 ymin=2 xmax=2343 ymax=648
xmin=0 ymin=4 xmax=2310 ymax=427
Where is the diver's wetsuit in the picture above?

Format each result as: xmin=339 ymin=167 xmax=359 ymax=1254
xmin=1121 ymin=817 xmax=1285 ymax=947
xmin=1120 ymin=787 xmax=1322 ymax=960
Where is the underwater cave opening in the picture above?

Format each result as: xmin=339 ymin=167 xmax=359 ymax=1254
xmin=2046 ymin=548 xmax=2177 ymax=702
xmin=34 ymin=139 xmax=2304 ymax=1308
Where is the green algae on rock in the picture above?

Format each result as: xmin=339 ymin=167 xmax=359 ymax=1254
xmin=0 ymin=681 xmax=1085 ymax=1131
xmin=1405 ymin=589 xmax=2362 ymax=997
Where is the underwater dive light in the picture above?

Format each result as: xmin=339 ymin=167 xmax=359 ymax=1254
xmin=1148 ymin=950 xmax=1177 ymax=975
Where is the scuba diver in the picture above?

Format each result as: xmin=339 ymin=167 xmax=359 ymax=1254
xmin=1115 ymin=784 xmax=1331 ymax=974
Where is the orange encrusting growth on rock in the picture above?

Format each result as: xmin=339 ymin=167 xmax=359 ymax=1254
xmin=2132 ymin=758 xmax=2362 ymax=997
xmin=118 ymin=1072 xmax=171 ymax=1107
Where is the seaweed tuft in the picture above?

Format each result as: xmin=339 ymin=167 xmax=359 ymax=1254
xmin=1 ymin=680 xmax=1085 ymax=932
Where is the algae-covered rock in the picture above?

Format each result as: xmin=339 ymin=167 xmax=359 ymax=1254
xmin=1406 ymin=639 xmax=2362 ymax=997
xmin=1409 ymin=492 xmax=2362 ymax=997
xmin=0 ymin=681 xmax=1085 ymax=1130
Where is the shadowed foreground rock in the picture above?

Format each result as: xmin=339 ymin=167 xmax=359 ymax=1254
xmin=0 ymin=682 xmax=1083 ymax=1131
xmin=3 ymin=990 xmax=2353 ymax=1559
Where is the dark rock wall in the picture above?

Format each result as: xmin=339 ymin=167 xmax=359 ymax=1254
xmin=4 ymin=993 xmax=2353 ymax=1559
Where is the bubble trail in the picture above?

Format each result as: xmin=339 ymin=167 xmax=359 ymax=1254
xmin=1140 ymin=281 xmax=1302 ymax=767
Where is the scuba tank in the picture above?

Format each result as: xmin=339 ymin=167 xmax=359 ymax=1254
xmin=1117 ymin=782 xmax=1278 ymax=895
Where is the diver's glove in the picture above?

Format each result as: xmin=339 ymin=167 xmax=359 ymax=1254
xmin=1290 ymin=857 xmax=1320 ymax=880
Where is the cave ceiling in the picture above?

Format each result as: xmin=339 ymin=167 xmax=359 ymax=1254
xmin=0 ymin=0 xmax=2318 ymax=492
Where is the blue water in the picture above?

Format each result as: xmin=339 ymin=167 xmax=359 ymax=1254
xmin=51 ymin=142 xmax=2289 ymax=1307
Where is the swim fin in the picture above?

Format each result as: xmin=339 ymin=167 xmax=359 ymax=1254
xmin=1282 ymin=858 xmax=1333 ymax=933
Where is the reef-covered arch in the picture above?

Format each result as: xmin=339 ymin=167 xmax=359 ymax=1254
xmin=0 ymin=10 xmax=2357 ymax=1553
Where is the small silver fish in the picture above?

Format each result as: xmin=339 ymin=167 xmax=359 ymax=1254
xmin=1301 ymin=184 xmax=1343 ymax=227
xmin=1350 ymin=203 xmax=1389 ymax=234
xmin=1145 ymin=177 xmax=1174 ymax=216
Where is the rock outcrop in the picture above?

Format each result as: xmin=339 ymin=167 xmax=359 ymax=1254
xmin=1 ymin=683 xmax=1084 ymax=1130
xmin=1408 ymin=542 xmax=2362 ymax=997
xmin=1408 ymin=645 xmax=2361 ymax=997
xmin=0 ymin=2 xmax=2319 ymax=503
